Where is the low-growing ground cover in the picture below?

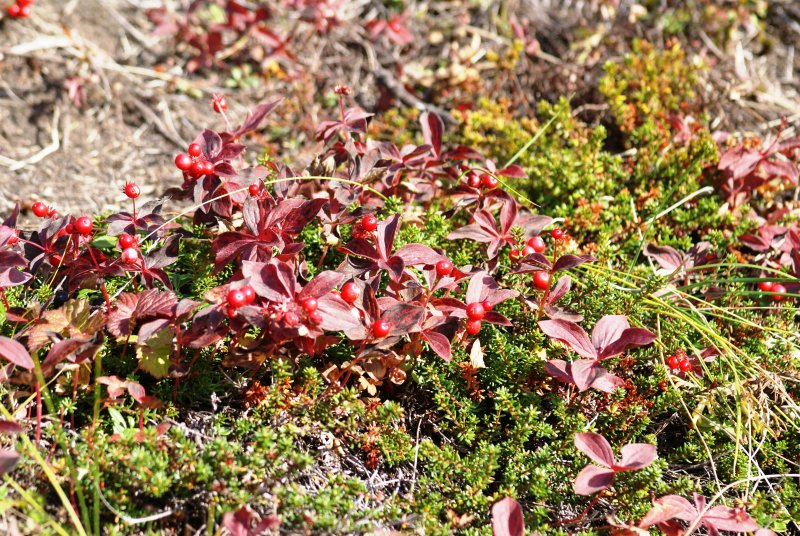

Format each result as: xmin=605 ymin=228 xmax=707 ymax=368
xmin=0 ymin=1 xmax=799 ymax=535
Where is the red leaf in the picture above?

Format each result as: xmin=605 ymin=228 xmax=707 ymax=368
xmin=0 ymin=449 xmax=19 ymax=476
xmin=420 ymin=111 xmax=443 ymax=158
xmin=491 ymin=497 xmax=524 ymax=536
xmin=394 ymin=244 xmax=444 ymax=266
xmin=574 ymin=432 xmax=615 ymax=467
xmin=300 ymin=271 xmax=345 ymax=300
xmin=235 ymin=98 xmax=282 ymax=137
xmin=423 ymin=331 xmax=452 ymax=361
xmin=573 ymin=464 xmax=615 ymax=496
xmin=0 ymin=336 xmax=34 ymax=370
xmin=538 ymin=319 xmax=597 ymax=359
xmin=615 ymin=443 xmax=657 ymax=471
xmin=552 ymin=254 xmax=596 ymax=272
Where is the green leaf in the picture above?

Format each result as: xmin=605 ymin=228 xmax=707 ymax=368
xmin=136 ymin=326 xmax=174 ymax=379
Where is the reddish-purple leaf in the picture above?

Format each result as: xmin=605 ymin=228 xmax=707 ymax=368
xmin=0 ymin=336 xmax=34 ymax=370
xmin=615 ymin=443 xmax=657 ymax=471
xmin=491 ymin=497 xmax=525 ymax=536
xmin=574 ymin=432 xmax=615 ymax=467
xmin=394 ymin=244 xmax=444 ymax=267
xmin=300 ymin=271 xmax=346 ymax=300
xmin=598 ymin=328 xmax=657 ymax=359
xmin=0 ymin=251 xmax=32 ymax=288
xmin=704 ymin=506 xmax=759 ymax=532
xmin=539 ymin=319 xmax=597 ymax=359
xmin=644 ymin=244 xmax=685 ymax=272
xmin=200 ymin=129 xmax=223 ymax=160
xmin=420 ymin=111 xmax=443 ymax=158
xmin=0 ymin=449 xmax=19 ymax=476
xmin=423 ymin=331 xmax=452 ymax=361
xmin=591 ymin=315 xmax=630 ymax=352
xmin=573 ymin=464 xmax=616 ymax=496
xmin=383 ymin=303 xmax=424 ymax=335
xmin=235 ymin=98 xmax=282 ymax=137
xmin=0 ymin=421 xmax=21 ymax=435
xmin=552 ymin=254 xmax=596 ymax=272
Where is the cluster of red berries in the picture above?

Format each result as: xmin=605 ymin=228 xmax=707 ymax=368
xmin=31 ymin=201 xmax=57 ymax=219
xmin=300 ymin=297 xmax=323 ymax=324
xmin=226 ymin=286 xmax=256 ymax=317
xmin=116 ymin=234 xmax=139 ymax=264
xmin=174 ymin=143 xmax=215 ymax=177
xmin=465 ymin=300 xmax=493 ymax=335
xmin=509 ymin=235 xmax=546 ymax=262
xmin=465 ymin=172 xmax=499 ymax=190
xmin=667 ymin=351 xmax=693 ymax=373
xmin=6 ymin=0 xmax=34 ymax=17
xmin=338 ymin=281 xmax=392 ymax=338
xmin=757 ymin=281 xmax=787 ymax=301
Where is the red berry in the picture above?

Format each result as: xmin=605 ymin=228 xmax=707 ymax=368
xmin=372 ymin=319 xmax=391 ymax=338
xmin=482 ymin=299 xmax=493 ymax=311
xmin=241 ymin=285 xmax=256 ymax=305
xmin=225 ymin=306 xmax=238 ymax=318
xmin=526 ymin=236 xmax=545 ymax=253
xmin=212 ymin=94 xmax=228 ymax=113
xmin=17 ymin=0 xmax=34 ymax=7
xmin=121 ymin=247 xmax=139 ymax=264
xmin=435 ymin=259 xmax=453 ymax=277
xmin=309 ymin=310 xmax=323 ymax=324
xmin=361 ymin=214 xmax=379 ymax=232
xmin=533 ymin=271 xmax=551 ymax=290
xmin=47 ymin=209 xmax=58 ymax=218
xmin=550 ymin=228 xmax=566 ymax=240
xmin=74 ymin=216 xmax=93 ymax=235
xmin=481 ymin=174 xmax=499 ymax=189
xmin=175 ymin=153 xmax=193 ymax=171
xmin=521 ymin=245 xmax=535 ymax=257
xmin=466 ymin=319 xmax=482 ymax=335
xmin=758 ymin=281 xmax=775 ymax=292
xmin=190 ymin=160 xmax=204 ymax=177
xmin=467 ymin=174 xmax=481 ymax=188
xmin=301 ymin=297 xmax=318 ymax=313
xmin=118 ymin=234 xmax=137 ymax=249
xmin=466 ymin=302 xmax=485 ymax=321
xmin=202 ymin=160 xmax=215 ymax=175
xmin=7 ymin=4 xmax=20 ymax=16
xmin=123 ymin=182 xmax=140 ymax=199
xmin=18 ymin=5 xmax=30 ymax=17
xmin=63 ymin=224 xmax=74 ymax=235
xmin=32 ymin=202 xmax=48 ymax=218
xmin=679 ymin=359 xmax=692 ymax=372
xmin=50 ymin=253 xmax=63 ymax=265
xmin=187 ymin=143 xmax=202 ymax=157
xmin=771 ymin=283 xmax=787 ymax=301
xmin=509 ymin=248 xmax=522 ymax=262
xmin=341 ymin=281 xmax=359 ymax=303
xmin=227 ymin=289 xmax=247 ymax=308
xmin=248 ymin=184 xmax=260 ymax=196
xmin=667 ymin=356 xmax=680 ymax=369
